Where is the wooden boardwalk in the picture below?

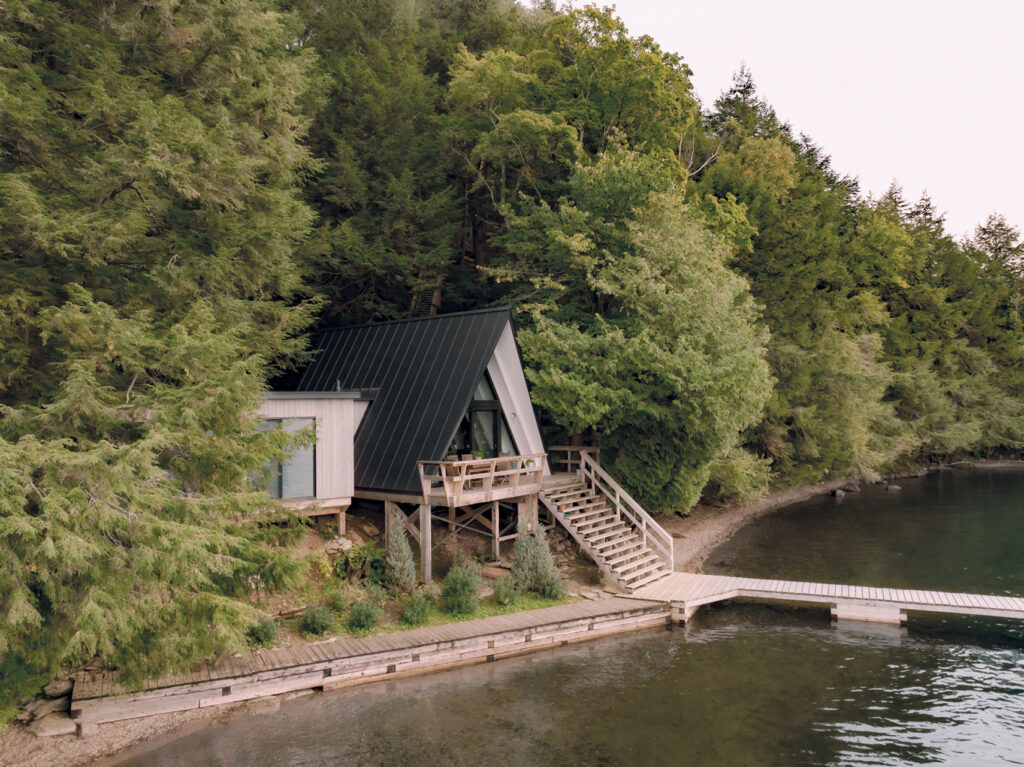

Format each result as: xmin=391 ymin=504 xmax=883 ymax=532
xmin=70 ymin=597 xmax=669 ymax=725
xmin=631 ymin=572 xmax=1024 ymax=624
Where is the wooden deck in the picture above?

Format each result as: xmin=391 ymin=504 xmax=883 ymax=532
xmin=70 ymin=597 xmax=669 ymax=725
xmin=418 ymin=454 xmax=547 ymax=506
xmin=631 ymin=572 xmax=1024 ymax=624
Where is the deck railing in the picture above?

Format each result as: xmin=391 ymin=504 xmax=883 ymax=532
xmin=546 ymin=445 xmax=600 ymax=475
xmin=555 ymin=447 xmax=674 ymax=573
xmin=418 ymin=453 xmax=547 ymax=506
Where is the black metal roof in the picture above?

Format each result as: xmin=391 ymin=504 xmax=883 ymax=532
xmin=297 ymin=307 xmax=511 ymax=494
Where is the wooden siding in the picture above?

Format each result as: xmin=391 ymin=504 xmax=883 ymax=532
xmin=258 ymin=397 xmax=362 ymax=500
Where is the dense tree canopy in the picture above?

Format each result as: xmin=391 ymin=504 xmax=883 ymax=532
xmin=3 ymin=0 xmax=1024 ymax=712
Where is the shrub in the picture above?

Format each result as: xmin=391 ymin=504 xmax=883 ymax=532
xmin=247 ymin=617 xmax=278 ymax=648
xmin=323 ymin=586 xmax=350 ymax=614
xmin=347 ymin=599 xmax=382 ymax=634
xmin=492 ymin=574 xmax=517 ymax=606
xmin=299 ymin=604 xmax=336 ymax=637
xmin=511 ymin=523 xmax=565 ymax=598
xmin=441 ymin=560 xmax=481 ymax=615
xmin=362 ymin=582 xmax=387 ymax=607
xmin=336 ymin=542 xmax=386 ymax=584
xmin=384 ymin=511 xmax=418 ymax=595
xmin=401 ymin=589 xmax=434 ymax=626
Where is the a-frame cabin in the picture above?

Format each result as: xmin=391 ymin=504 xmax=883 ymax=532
xmin=293 ymin=307 xmax=548 ymax=579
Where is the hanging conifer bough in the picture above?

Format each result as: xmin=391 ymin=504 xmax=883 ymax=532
xmin=0 ymin=0 xmax=318 ymax=715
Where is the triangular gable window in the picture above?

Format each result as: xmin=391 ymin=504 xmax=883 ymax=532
xmin=447 ymin=372 xmax=518 ymax=459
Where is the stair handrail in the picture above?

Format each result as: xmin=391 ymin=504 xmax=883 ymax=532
xmin=578 ymin=451 xmax=674 ymax=573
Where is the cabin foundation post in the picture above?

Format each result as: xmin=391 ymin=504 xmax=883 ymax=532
xmin=335 ymin=510 xmax=345 ymax=537
xmin=448 ymin=506 xmax=456 ymax=533
xmin=517 ymin=494 xmax=538 ymax=534
xmin=491 ymin=502 xmax=500 ymax=560
xmin=419 ymin=504 xmax=432 ymax=583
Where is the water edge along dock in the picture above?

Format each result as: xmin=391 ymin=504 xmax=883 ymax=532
xmin=628 ymin=571 xmax=1024 ymax=624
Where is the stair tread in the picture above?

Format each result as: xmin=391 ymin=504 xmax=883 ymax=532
xmin=593 ymin=533 xmax=642 ymax=551
xmin=624 ymin=563 xmax=669 ymax=584
xmin=625 ymin=570 xmax=671 ymax=590
xmin=608 ymin=551 xmax=658 ymax=569
xmin=619 ymin=559 xmax=664 ymax=578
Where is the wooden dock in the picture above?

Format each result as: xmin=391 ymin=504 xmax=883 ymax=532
xmin=630 ymin=572 xmax=1024 ymax=624
xmin=70 ymin=597 xmax=669 ymax=725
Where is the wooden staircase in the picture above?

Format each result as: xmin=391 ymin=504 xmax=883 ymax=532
xmin=541 ymin=450 xmax=673 ymax=592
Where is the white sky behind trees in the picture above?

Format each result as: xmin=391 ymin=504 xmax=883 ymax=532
xmin=607 ymin=0 xmax=1022 ymax=238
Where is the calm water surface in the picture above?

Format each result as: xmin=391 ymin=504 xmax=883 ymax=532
xmin=114 ymin=469 xmax=1024 ymax=766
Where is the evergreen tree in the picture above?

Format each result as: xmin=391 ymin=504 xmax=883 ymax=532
xmin=384 ymin=511 xmax=417 ymax=595
xmin=0 ymin=0 xmax=315 ymax=714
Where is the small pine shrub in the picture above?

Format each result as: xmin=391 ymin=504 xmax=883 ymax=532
xmin=401 ymin=589 xmax=433 ymax=626
xmin=441 ymin=560 xmax=481 ymax=615
xmin=347 ymin=599 xmax=382 ymax=634
xmin=247 ymin=616 xmax=278 ymax=648
xmin=384 ymin=511 xmax=418 ymax=595
xmin=511 ymin=523 xmax=565 ymax=598
xmin=299 ymin=604 xmax=336 ymax=637
xmin=336 ymin=542 xmax=386 ymax=585
xmin=492 ymin=574 xmax=517 ymax=606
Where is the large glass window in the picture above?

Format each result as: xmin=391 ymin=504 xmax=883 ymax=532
xmin=263 ymin=418 xmax=316 ymax=499
xmin=446 ymin=374 xmax=519 ymax=458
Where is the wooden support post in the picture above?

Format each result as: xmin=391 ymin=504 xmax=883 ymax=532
xmin=448 ymin=506 xmax=455 ymax=533
xmin=419 ymin=504 xmax=432 ymax=584
xmin=517 ymin=494 xmax=538 ymax=534
xmin=384 ymin=501 xmax=394 ymax=543
xmin=492 ymin=501 xmax=500 ymax=561
xmin=336 ymin=511 xmax=345 ymax=537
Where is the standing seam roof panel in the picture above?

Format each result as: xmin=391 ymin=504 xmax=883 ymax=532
xmin=295 ymin=308 xmax=511 ymax=494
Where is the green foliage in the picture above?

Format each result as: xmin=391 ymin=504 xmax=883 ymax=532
xmin=247 ymin=617 xmax=279 ymax=649
xmin=400 ymin=590 xmax=435 ymax=626
xmin=322 ymin=586 xmax=351 ymax=615
xmin=703 ymin=448 xmax=771 ymax=504
xmin=300 ymin=605 xmax=336 ymax=637
xmin=347 ymin=600 xmax=382 ymax=634
xmin=492 ymin=574 xmax=518 ymax=606
xmin=441 ymin=560 xmax=481 ymax=616
xmin=336 ymin=542 xmax=386 ymax=585
xmin=510 ymin=524 xmax=565 ymax=598
xmin=384 ymin=512 xmax=418 ymax=595
xmin=0 ymin=0 xmax=317 ymax=713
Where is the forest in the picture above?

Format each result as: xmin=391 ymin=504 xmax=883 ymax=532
xmin=3 ymin=0 xmax=1024 ymax=715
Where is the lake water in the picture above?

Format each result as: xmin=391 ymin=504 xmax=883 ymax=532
xmin=113 ymin=469 xmax=1024 ymax=766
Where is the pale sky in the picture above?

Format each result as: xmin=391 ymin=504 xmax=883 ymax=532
xmin=607 ymin=0 xmax=1023 ymax=239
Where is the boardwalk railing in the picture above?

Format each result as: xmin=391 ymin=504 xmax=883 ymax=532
xmin=418 ymin=454 xmax=547 ymax=506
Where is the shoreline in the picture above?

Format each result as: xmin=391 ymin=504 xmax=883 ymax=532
xmin=6 ymin=461 xmax=1016 ymax=767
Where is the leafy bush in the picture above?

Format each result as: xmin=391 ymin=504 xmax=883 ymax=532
xmin=441 ymin=560 xmax=481 ymax=615
xmin=336 ymin=542 xmax=386 ymax=585
xmin=247 ymin=617 xmax=278 ymax=648
xmin=702 ymin=446 xmax=771 ymax=503
xmin=401 ymin=589 xmax=434 ymax=626
xmin=384 ymin=511 xmax=418 ymax=595
xmin=492 ymin=574 xmax=517 ymax=606
xmin=299 ymin=604 xmax=336 ymax=637
xmin=511 ymin=523 xmax=565 ymax=598
xmin=347 ymin=599 xmax=382 ymax=633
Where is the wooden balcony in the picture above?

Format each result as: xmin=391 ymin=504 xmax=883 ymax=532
xmin=418 ymin=454 xmax=547 ymax=507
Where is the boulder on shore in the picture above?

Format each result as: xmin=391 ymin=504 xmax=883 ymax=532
xmin=27 ymin=712 xmax=77 ymax=738
xmin=43 ymin=679 xmax=73 ymax=698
